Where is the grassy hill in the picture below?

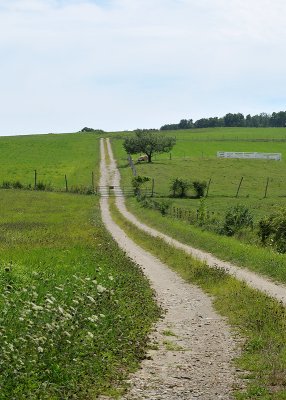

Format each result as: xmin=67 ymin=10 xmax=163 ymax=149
xmin=0 ymin=133 xmax=160 ymax=399
xmin=0 ymin=132 xmax=99 ymax=189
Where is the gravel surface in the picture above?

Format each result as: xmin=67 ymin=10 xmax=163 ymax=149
xmin=99 ymin=138 xmax=241 ymax=399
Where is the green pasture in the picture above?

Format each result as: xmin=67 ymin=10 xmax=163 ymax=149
xmin=111 ymin=128 xmax=286 ymax=218
xmin=0 ymin=190 xmax=159 ymax=399
xmin=0 ymin=132 xmax=99 ymax=189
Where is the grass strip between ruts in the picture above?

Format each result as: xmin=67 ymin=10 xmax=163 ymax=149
xmin=109 ymin=198 xmax=286 ymax=400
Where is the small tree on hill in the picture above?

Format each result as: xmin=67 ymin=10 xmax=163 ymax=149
xmin=170 ymin=178 xmax=190 ymax=198
xmin=123 ymin=130 xmax=176 ymax=163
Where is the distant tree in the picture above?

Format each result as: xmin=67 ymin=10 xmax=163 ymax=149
xmin=270 ymin=111 xmax=286 ymax=127
xmin=224 ymin=113 xmax=245 ymax=127
xmin=123 ymin=131 xmax=176 ymax=163
xmin=81 ymin=127 xmax=105 ymax=133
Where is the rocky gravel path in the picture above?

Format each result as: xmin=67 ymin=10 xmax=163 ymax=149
xmin=99 ymin=138 xmax=240 ymax=399
xmin=105 ymin=138 xmax=286 ymax=306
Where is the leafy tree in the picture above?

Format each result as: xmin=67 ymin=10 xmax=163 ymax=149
xmin=170 ymin=178 xmax=190 ymax=198
xmin=224 ymin=113 xmax=245 ymax=127
xmin=193 ymin=180 xmax=207 ymax=198
xmin=123 ymin=131 xmax=176 ymax=163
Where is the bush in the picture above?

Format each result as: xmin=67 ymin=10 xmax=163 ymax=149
xmin=1 ymin=180 xmax=24 ymax=189
xmin=35 ymin=182 xmax=53 ymax=191
xmin=222 ymin=205 xmax=253 ymax=236
xmin=170 ymin=178 xmax=190 ymax=198
xmin=193 ymin=180 xmax=207 ymax=198
xmin=258 ymin=208 xmax=286 ymax=253
xmin=139 ymin=197 xmax=171 ymax=216
xmin=69 ymin=185 xmax=94 ymax=195
xmin=12 ymin=181 xmax=24 ymax=189
xmin=132 ymin=176 xmax=150 ymax=197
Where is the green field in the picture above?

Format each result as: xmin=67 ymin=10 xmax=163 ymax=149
xmin=112 ymin=127 xmax=286 ymax=218
xmin=111 ymin=128 xmax=286 ymax=284
xmin=0 ymin=132 xmax=99 ymax=189
xmin=0 ymin=134 xmax=160 ymax=399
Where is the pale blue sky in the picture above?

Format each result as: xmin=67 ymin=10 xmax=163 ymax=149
xmin=0 ymin=0 xmax=286 ymax=135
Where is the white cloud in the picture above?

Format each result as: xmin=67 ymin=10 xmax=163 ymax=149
xmin=0 ymin=0 xmax=286 ymax=134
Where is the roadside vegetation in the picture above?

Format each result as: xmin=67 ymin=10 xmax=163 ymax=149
xmin=0 ymin=133 xmax=160 ymax=398
xmin=109 ymin=199 xmax=286 ymax=400
xmin=0 ymin=190 xmax=160 ymax=399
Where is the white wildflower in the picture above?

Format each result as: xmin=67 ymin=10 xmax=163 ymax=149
xmin=97 ymin=285 xmax=106 ymax=293
xmin=87 ymin=332 xmax=94 ymax=339
xmin=87 ymin=315 xmax=98 ymax=323
xmin=37 ymin=346 xmax=44 ymax=353
xmin=31 ymin=303 xmax=43 ymax=311
xmin=87 ymin=295 xmax=96 ymax=303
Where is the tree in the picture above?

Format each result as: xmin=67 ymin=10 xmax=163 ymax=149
xmin=123 ymin=131 xmax=176 ymax=163
xmin=170 ymin=178 xmax=190 ymax=198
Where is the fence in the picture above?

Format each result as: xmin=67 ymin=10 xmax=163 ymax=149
xmin=0 ymin=170 xmax=97 ymax=194
xmin=217 ymin=151 xmax=281 ymax=160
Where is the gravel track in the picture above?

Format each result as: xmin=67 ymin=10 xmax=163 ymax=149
xmin=99 ymin=138 xmax=240 ymax=399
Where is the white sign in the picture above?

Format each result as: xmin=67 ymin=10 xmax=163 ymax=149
xmin=217 ymin=151 xmax=281 ymax=161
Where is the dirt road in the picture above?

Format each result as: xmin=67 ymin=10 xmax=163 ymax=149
xmin=99 ymin=138 xmax=240 ymax=399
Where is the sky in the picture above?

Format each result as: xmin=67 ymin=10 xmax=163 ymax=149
xmin=0 ymin=0 xmax=286 ymax=135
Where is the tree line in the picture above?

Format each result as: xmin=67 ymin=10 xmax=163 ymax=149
xmin=160 ymin=111 xmax=286 ymax=130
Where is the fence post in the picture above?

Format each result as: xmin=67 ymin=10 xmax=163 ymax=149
xmin=65 ymin=175 xmax=68 ymax=192
xmin=235 ymin=177 xmax=244 ymax=198
xmin=151 ymin=179 xmax=155 ymax=197
xmin=169 ymin=153 xmax=172 ymax=160
xmin=34 ymin=170 xmax=37 ymax=189
xmin=264 ymin=177 xmax=269 ymax=198
xmin=206 ymin=178 xmax=212 ymax=197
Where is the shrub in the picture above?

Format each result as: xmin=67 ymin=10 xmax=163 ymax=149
xmin=222 ymin=204 xmax=253 ymax=236
xmin=193 ymin=180 xmax=207 ymax=198
xmin=69 ymin=185 xmax=94 ymax=195
xmin=170 ymin=178 xmax=190 ymax=198
xmin=2 ymin=181 xmax=12 ymax=189
xmin=132 ymin=176 xmax=150 ymax=197
xmin=138 ymin=197 xmax=171 ymax=216
xmin=35 ymin=182 xmax=53 ymax=191
xmin=258 ymin=208 xmax=286 ymax=253
xmin=12 ymin=181 xmax=24 ymax=189
xmin=1 ymin=181 xmax=24 ymax=189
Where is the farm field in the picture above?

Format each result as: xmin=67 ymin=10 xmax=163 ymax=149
xmin=111 ymin=127 xmax=286 ymax=218
xmin=0 ymin=132 xmax=99 ymax=190
xmin=110 ymin=128 xmax=286 ymax=284
xmin=0 ymin=133 xmax=160 ymax=399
